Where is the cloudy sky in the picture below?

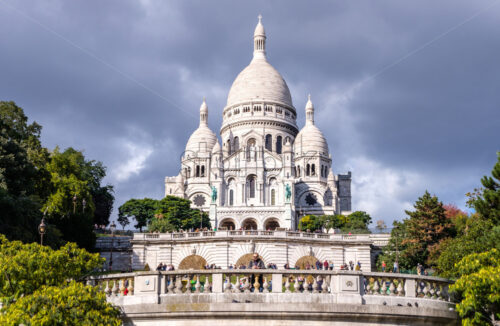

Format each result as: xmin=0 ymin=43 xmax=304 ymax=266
xmin=1 ymin=0 xmax=499 ymax=227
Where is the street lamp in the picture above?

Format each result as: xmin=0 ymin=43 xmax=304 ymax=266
xmin=38 ymin=218 xmax=47 ymax=245
xmin=109 ymin=221 xmax=116 ymax=271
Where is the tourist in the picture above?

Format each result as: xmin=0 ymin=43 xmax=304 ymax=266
xmin=355 ymin=261 xmax=361 ymax=271
xmin=417 ymin=263 xmax=423 ymax=275
xmin=315 ymin=260 xmax=322 ymax=270
xmin=323 ymin=260 xmax=329 ymax=270
xmin=393 ymin=261 xmax=399 ymax=273
xmin=248 ymin=253 xmax=265 ymax=291
xmin=156 ymin=263 xmax=163 ymax=271
xmin=381 ymin=261 xmax=386 ymax=272
xmin=329 ymin=261 xmax=334 ymax=270
xmin=349 ymin=261 xmax=354 ymax=270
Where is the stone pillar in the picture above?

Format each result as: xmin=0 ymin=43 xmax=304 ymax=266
xmin=209 ymin=203 xmax=217 ymax=229
xmin=272 ymin=273 xmax=283 ymax=293
xmin=212 ymin=273 xmax=223 ymax=293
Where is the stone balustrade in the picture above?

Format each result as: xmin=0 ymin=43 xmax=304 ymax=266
xmin=88 ymin=270 xmax=452 ymax=302
xmin=89 ymin=270 xmax=456 ymax=325
xmin=137 ymin=230 xmax=388 ymax=243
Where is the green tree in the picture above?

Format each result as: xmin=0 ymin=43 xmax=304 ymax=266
xmin=451 ymin=249 xmax=500 ymax=325
xmin=43 ymin=147 xmax=104 ymax=250
xmin=320 ymin=215 xmax=344 ymax=232
xmin=0 ymin=101 xmax=49 ymax=243
xmin=0 ymin=282 xmax=121 ymax=326
xmin=0 ymin=235 xmax=120 ymax=325
xmin=342 ymin=211 xmax=372 ymax=233
xmin=437 ymin=215 xmax=500 ymax=278
xmin=150 ymin=196 xmax=210 ymax=232
xmin=471 ymin=152 xmax=500 ymax=224
xmin=298 ymin=215 xmax=322 ymax=231
xmin=118 ymin=198 xmax=158 ymax=232
xmin=391 ymin=191 xmax=453 ymax=269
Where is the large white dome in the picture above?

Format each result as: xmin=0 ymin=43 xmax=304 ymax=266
xmin=226 ymin=58 xmax=293 ymax=108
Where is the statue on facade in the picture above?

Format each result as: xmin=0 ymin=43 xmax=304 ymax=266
xmin=285 ymin=184 xmax=292 ymax=203
xmin=211 ymin=186 xmax=217 ymax=203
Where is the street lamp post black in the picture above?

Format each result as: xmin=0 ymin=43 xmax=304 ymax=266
xmin=109 ymin=221 xmax=116 ymax=271
xmin=38 ymin=217 xmax=47 ymax=245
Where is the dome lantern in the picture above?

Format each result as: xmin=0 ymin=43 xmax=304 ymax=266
xmin=306 ymin=94 xmax=314 ymax=125
xmin=253 ymin=15 xmax=266 ymax=61
xmin=200 ymin=97 xmax=208 ymax=126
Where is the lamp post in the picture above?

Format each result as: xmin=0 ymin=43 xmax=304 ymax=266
xmin=109 ymin=221 xmax=116 ymax=271
xmin=38 ymin=217 xmax=47 ymax=245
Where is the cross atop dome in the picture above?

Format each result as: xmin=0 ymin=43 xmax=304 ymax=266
xmin=253 ymin=14 xmax=266 ymax=60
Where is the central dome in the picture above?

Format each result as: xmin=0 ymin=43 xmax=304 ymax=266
xmin=226 ymin=16 xmax=293 ymax=109
xmin=226 ymin=59 xmax=293 ymax=108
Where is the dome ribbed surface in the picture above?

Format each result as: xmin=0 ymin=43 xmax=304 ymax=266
xmin=185 ymin=125 xmax=217 ymax=154
xmin=226 ymin=59 xmax=293 ymax=108
xmin=294 ymin=124 xmax=329 ymax=156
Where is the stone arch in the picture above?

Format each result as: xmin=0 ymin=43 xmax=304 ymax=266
xmin=264 ymin=218 xmax=280 ymax=230
xmin=219 ymin=218 xmax=236 ymax=230
xmin=241 ymin=218 xmax=258 ymax=230
xmin=294 ymin=255 xmax=319 ymax=270
xmin=235 ymin=253 xmax=265 ymax=268
xmin=178 ymin=255 xmax=207 ymax=270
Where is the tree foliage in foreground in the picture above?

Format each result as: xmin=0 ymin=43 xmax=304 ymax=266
xmin=0 ymin=234 xmax=121 ymax=325
xmin=451 ymin=249 xmax=500 ymax=326
xmin=0 ymin=281 xmax=121 ymax=326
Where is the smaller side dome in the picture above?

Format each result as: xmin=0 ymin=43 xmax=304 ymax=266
xmin=294 ymin=95 xmax=329 ymax=156
xmin=185 ymin=98 xmax=217 ymax=154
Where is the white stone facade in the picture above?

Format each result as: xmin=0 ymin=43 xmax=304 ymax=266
xmin=165 ymin=16 xmax=351 ymax=231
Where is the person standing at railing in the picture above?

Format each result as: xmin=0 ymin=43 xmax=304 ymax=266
xmin=381 ymin=261 xmax=386 ymax=272
xmin=393 ymin=261 xmax=399 ymax=273
xmin=248 ymin=253 xmax=265 ymax=292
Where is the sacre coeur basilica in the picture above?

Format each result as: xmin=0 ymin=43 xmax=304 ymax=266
xmin=164 ymin=15 xmax=352 ymax=232
xmin=95 ymin=17 xmax=457 ymax=326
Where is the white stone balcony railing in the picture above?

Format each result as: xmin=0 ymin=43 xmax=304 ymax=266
xmin=88 ymin=270 xmax=453 ymax=302
xmin=135 ymin=231 xmax=389 ymax=244
xmin=88 ymin=270 xmax=457 ymax=325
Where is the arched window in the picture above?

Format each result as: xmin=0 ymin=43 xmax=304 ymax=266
xmin=265 ymin=134 xmax=272 ymax=151
xmin=271 ymin=189 xmax=276 ymax=205
xmin=187 ymin=167 xmax=191 ymax=178
xmin=227 ymin=139 xmax=232 ymax=155
xmin=229 ymin=190 xmax=234 ymax=206
xmin=297 ymin=165 xmax=300 ymax=177
xmin=247 ymin=175 xmax=256 ymax=198
xmin=196 ymin=165 xmax=200 ymax=177
xmin=306 ymin=164 xmax=310 ymax=176
xmin=233 ymin=136 xmax=239 ymax=152
xmin=276 ymin=136 xmax=282 ymax=154
xmin=285 ymin=136 xmax=291 ymax=145
xmin=201 ymin=165 xmax=205 ymax=177
xmin=311 ymin=164 xmax=316 ymax=176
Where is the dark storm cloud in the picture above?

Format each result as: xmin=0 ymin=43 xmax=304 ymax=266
xmin=0 ymin=0 xmax=498 ymax=225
